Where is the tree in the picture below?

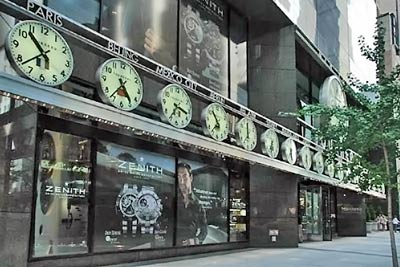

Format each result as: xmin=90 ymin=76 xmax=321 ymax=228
xmin=299 ymin=23 xmax=400 ymax=267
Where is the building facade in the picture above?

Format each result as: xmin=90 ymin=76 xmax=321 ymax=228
xmin=0 ymin=0 xmax=385 ymax=267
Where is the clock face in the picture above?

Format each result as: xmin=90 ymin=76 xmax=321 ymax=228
xmin=201 ymin=103 xmax=229 ymax=141
xmin=299 ymin=146 xmax=312 ymax=170
xmin=96 ymin=58 xmax=143 ymax=111
xmin=261 ymin=129 xmax=279 ymax=158
xmin=6 ymin=20 xmax=73 ymax=86
xmin=313 ymin=152 xmax=325 ymax=174
xmin=119 ymin=193 xmax=136 ymax=218
xmin=235 ymin=117 xmax=257 ymax=151
xmin=281 ymin=138 xmax=297 ymax=165
xmin=336 ymin=161 xmax=344 ymax=180
xmin=157 ymin=84 xmax=192 ymax=128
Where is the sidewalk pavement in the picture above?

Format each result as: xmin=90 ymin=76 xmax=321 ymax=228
xmin=103 ymin=232 xmax=400 ymax=267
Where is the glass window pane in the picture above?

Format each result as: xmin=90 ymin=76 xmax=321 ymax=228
xmin=94 ymin=142 xmax=175 ymax=251
xmin=33 ymin=130 xmax=91 ymax=257
xmin=100 ymin=0 xmax=178 ymax=68
xmin=230 ymin=10 xmax=248 ymax=106
xmin=176 ymin=159 xmax=228 ymax=245
xmin=229 ymin=169 xmax=248 ymax=241
xmin=179 ymin=0 xmax=229 ymax=96
xmin=46 ymin=0 xmax=100 ymax=30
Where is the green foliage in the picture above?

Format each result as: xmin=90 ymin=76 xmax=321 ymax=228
xmin=299 ymin=22 xmax=400 ymax=192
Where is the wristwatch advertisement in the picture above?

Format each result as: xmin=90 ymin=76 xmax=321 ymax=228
xmin=179 ymin=0 xmax=228 ymax=96
xmin=115 ymin=184 xmax=139 ymax=235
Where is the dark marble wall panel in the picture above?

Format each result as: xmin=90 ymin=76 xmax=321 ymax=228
xmin=336 ymin=188 xmax=366 ymax=236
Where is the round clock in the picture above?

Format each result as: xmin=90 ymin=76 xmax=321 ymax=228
xmin=183 ymin=5 xmax=204 ymax=44
xmin=235 ymin=117 xmax=257 ymax=151
xmin=299 ymin=146 xmax=312 ymax=170
xmin=260 ymin=129 xmax=279 ymax=158
xmin=325 ymin=160 xmax=335 ymax=178
xmin=201 ymin=102 xmax=229 ymax=141
xmin=281 ymin=138 xmax=297 ymax=165
xmin=6 ymin=20 xmax=74 ymax=86
xmin=336 ymin=161 xmax=344 ymax=180
xmin=96 ymin=58 xmax=143 ymax=111
xmin=313 ymin=151 xmax=325 ymax=174
xmin=157 ymin=84 xmax=192 ymax=128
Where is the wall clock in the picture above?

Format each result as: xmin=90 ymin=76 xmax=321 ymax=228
xmin=235 ymin=117 xmax=257 ymax=151
xmin=313 ymin=151 xmax=325 ymax=174
xmin=260 ymin=128 xmax=279 ymax=158
xmin=157 ymin=84 xmax=192 ymax=128
xmin=96 ymin=58 xmax=143 ymax=111
xmin=299 ymin=146 xmax=312 ymax=170
xmin=201 ymin=102 xmax=229 ymax=141
xmin=281 ymin=138 xmax=297 ymax=165
xmin=6 ymin=20 xmax=74 ymax=86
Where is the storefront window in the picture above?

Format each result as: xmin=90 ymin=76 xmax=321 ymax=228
xmin=229 ymin=169 xmax=248 ymax=241
xmin=176 ymin=159 xmax=228 ymax=245
xmin=33 ymin=130 xmax=91 ymax=257
xmin=179 ymin=0 xmax=229 ymax=96
xmin=229 ymin=10 xmax=248 ymax=106
xmin=300 ymin=187 xmax=322 ymax=238
xmin=94 ymin=142 xmax=175 ymax=252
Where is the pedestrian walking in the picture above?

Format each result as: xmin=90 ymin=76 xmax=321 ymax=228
xmin=393 ymin=216 xmax=399 ymax=232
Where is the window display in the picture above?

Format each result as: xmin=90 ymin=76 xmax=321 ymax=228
xmin=176 ymin=159 xmax=228 ymax=245
xmin=33 ymin=130 xmax=91 ymax=257
xmin=179 ymin=0 xmax=228 ymax=96
xmin=229 ymin=169 xmax=248 ymax=241
xmin=94 ymin=142 xmax=175 ymax=251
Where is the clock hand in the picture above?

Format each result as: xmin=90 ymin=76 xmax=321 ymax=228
xmin=28 ymin=32 xmax=49 ymax=62
xmin=246 ymin=122 xmax=249 ymax=139
xmin=110 ymin=79 xmax=127 ymax=98
xmin=118 ymin=78 xmax=131 ymax=104
xmin=212 ymin=111 xmax=220 ymax=128
xmin=174 ymin=103 xmax=188 ymax=115
xmin=21 ymin=50 xmax=50 ymax=65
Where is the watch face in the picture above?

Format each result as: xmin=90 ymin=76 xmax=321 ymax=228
xmin=313 ymin=152 xmax=325 ymax=174
xmin=325 ymin=160 xmax=335 ymax=178
xmin=281 ymin=138 xmax=297 ymax=165
xmin=135 ymin=191 xmax=162 ymax=222
xmin=260 ymin=129 xmax=279 ymax=158
xmin=204 ymin=21 xmax=224 ymax=64
xmin=299 ymin=146 xmax=312 ymax=170
xmin=96 ymin=58 xmax=143 ymax=111
xmin=119 ymin=193 xmax=136 ymax=218
xmin=235 ymin=117 xmax=257 ymax=151
xmin=6 ymin=20 xmax=74 ymax=86
xmin=157 ymin=84 xmax=192 ymax=128
xmin=183 ymin=6 xmax=203 ymax=44
xmin=201 ymin=103 xmax=229 ymax=141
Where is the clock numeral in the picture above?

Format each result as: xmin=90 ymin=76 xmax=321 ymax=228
xmin=105 ymin=87 xmax=109 ymax=93
xmin=52 ymin=75 xmax=57 ymax=82
xmin=39 ymin=74 xmax=45 ymax=82
xmin=120 ymin=62 xmax=126 ymax=70
xmin=54 ymin=34 xmax=58 ymax=43
xmin=162 ymin=99 xmax=166 ymax=104
xmin=111 ymin=95 xmax=116 ymax=102
xmin=60 ymin=70 xmax=66 ymax=77
xmin=28 ymin=66 xmax=33 ymax=74
xmin=112 ymin=62 xmax=117 ymax=69
xmin=128 ymin=103 xmax=132 ymax=108
xmin=105 ymin=66 xmax=112 ymax=73
xmin=134 ymin=97 xmax=138 ymax=103
xmin=137 ymin=89 xmax=141 ymax=95
xmin=102 ymin=75 xmax=107 ymax=82
xmin=17 ymin=54 xmax=23 ymax=62
xmin=134 ymin=77 xmax=139 ymax=84
xmin=120 ymin=101 xmax=124 ymax=108
xmin=41 ymin=26 xmax=49 ymax=36
xmin=175 ymin=121 xmax=178 ymax=126
xmin=165 ymin=92 xmax=170 ymax=97
xmin=62 ymin=46 xmax=67 ymax=54
xmin=65 ymin=60 xmax=70 ymax=68
xmin=12 ymin=39 xmax=19 ymax=48
xmin=18 ymin=29 xmax=27 ymax=38
xmin=29 ymin=24 xmax=35 ymax=33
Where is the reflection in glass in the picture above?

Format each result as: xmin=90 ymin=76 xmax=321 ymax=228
xmin=94 ymin=142 xmax=175 ymax=252
xmin=230 ymin=10 xmax=248 ymax=106
xmin=33 ymin=130 xmax=91 ymax=257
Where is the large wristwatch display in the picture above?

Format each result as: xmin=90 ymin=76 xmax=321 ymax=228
xmin=134 ymin=186 xmax=163 ymax=234
xmin=115 ymin=184 xmax=139 ymax=235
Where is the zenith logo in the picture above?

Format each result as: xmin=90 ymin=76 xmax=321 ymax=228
xmin=45 ymin=185 xmax=86 ymax=196
xmin=201 ymin=0 xmax=224 ymax=18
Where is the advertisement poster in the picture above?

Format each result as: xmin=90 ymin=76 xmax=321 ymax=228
xmin=94 ymin=142 xmax=175 ymax=252
xmin=34 ymin=131 xmax=91 ymax=257
xmin=179 ymin=0 xmax=228 ymax=96
xmin=176 ymin=159 xmax=228 ymax=245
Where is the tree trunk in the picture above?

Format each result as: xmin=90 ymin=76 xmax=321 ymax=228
xmin=383 ymin=144 xmax=398 ymax=267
